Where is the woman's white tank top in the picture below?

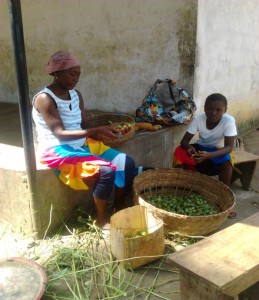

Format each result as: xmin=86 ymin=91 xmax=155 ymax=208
xmin=32 ymin=87 xmax=86 ymax=153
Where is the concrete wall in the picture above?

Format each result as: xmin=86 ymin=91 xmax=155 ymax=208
xmin=0 ymin=0 xmax=197 ymax=114
xmin=193 ymin=0 xmax=259 ymax=133
xmin=2 ymin=0 xmax=258 ymax=132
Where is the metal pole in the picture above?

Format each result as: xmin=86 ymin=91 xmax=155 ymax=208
xmin=8 ymin=0 xmax=39 ymax=235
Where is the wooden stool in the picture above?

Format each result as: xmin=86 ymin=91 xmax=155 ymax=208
xmin=167 ymin=212 xmax=259 ymax=300
xmin=232 ymin=149 xmax=259 ymax=190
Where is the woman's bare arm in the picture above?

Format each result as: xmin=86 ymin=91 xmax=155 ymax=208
xmin=34 ymin=92 xmax=117 ymax=141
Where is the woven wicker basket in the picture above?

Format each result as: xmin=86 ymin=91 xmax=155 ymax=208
xmin=86 ymin=114 xmax=135 ymax=147
xmin=133 ymin=168 xmax=236 ymax=236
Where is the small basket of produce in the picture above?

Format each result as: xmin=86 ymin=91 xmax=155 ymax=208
xmin=110 ymin=206 xmax=165 ymax=270
xmin=133 ymin=168 xmax=236 ymax=236
xmin=86 ymin=113 xmax=135 ymax=147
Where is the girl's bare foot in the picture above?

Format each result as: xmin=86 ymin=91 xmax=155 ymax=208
xmin=228 ymin=210 xmax=237 ymax=219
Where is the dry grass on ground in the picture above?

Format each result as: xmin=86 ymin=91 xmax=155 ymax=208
xmin=0 ymin=212 xmax=204 ymax=300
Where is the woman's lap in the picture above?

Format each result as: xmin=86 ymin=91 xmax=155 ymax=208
xmin=40 ymin=139 xmax=134 ymax=190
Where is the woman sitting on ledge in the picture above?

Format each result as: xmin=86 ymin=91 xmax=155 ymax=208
xmin=32 ymin=51 xmax=135 ymax=230
xmin=173 ymin=93 xmax=237 ymax=219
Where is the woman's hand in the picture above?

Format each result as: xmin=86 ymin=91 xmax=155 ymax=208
xmin=89 ymin=125 xmax=120 ymax=139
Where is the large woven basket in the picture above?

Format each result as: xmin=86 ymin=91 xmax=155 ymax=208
xmin=133 ymin=168 xmax=236 ymax=236
xmin=86 ymin=114 xmax=135 ymax=147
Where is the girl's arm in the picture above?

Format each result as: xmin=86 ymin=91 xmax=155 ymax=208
xmin=204 ymin=136 xmax=235 ymax=158
xmin=192 ymin=136 xmax=236 ymax=163
xmin=180 ymin=132 xmax=197 ymax=156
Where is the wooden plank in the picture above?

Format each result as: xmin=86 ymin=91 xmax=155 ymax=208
xmin=167 ymin=212 xmax=259 ymax=297
xmin=234 ymin=150 xmax=259 ymax=164
xmin=179 ymin=272 xmax=236 ymax=300
xmin=238 ymin=162 xmax=257 ymax=190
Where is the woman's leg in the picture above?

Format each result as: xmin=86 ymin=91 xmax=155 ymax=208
xmin=93 ymin=196 xmax=110 ymax=228
xmin=114 ymin=155 xmax=135 ymax=212
xmin=93 ymin=166 xmax=115 ymax=228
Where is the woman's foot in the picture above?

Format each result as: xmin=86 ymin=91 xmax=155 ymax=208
xmin=94 ymin=220 xmax=111 ymax=230
xmin=96 ymin=222 xmax=110 ymax=230
xmin=93 ymin=220 xmax=110 ymax=238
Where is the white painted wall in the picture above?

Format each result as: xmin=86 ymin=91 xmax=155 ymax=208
xmin=193 ymin=0 xmax=259 ymax=130
xmin=0 ymin=0 xmax=197 ymax=114
xmin=1 ymin=0 xmax=259 ymax=131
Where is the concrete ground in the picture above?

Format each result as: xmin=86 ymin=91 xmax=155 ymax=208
xmin=0 ymin=102 xmax=259 ymax=299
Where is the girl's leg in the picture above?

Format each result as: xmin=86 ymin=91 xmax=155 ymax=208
xmin=218 ymin=161 xmax=233 ymax=187
xmin=114 ymin=155 xmax=135 ymax=212
xmin=93 ymin=166 xmax=115 ymax=228
xmin=219 ymin=161 xmax=236 ymax=218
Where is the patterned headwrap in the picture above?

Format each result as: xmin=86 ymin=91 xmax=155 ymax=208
xmin=46 ymin=51 xmax=81 ymax=75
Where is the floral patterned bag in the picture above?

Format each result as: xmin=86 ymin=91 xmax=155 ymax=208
xmin=135 ymin=79 xmax=196 ymax=125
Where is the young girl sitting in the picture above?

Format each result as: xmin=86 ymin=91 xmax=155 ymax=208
xmin=173 ymin=93 xmax=237 ymax=218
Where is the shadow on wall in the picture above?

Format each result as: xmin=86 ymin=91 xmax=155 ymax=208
xmin=0 ymin=103 xmax=22 ymax=147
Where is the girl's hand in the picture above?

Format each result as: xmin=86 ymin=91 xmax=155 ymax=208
xmin=187 ymin=146 xmax=198 ymax=156
xmin=191 ymin=151 xmax=209 ymax=163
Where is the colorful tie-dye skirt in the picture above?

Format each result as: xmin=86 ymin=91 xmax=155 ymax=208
xmin=40 ymin=138 xmax=127 ymax=190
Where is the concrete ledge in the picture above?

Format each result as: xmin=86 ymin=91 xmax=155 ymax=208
xmin=0 ymin=124 xmax=187 ymax=237
xmin=0 ymin=143 xmax=92 ymax=237
xmin=118 ymin=124 xmax=186 ymax=167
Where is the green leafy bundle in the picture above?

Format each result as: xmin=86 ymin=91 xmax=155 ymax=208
xmin=147 ymin=194 xmax=218 ymax=216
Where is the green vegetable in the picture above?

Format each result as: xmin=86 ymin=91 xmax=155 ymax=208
xmin=146 ymin=194 xmax=218 ymax=216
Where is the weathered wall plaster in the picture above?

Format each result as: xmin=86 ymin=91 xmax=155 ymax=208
xmin=193 ymin=0 xmax=259 ymax=133
xmin=0 ymin=0 xmax=196 ymax=114
xmin=1 ymin=0 xmax=259 ymax=132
